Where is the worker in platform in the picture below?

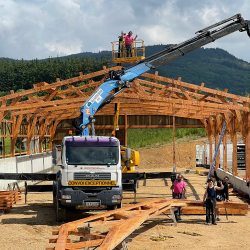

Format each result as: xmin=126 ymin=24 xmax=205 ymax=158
xmin=213 ymin=167 xmax=229 ymax=221
xmin=121 ymin=31 xmax=138 ymax=57
xmin=203 ymin=178 xmax=224 ymax=225
xmin=170 ymin=174 xmax=187 ymax=221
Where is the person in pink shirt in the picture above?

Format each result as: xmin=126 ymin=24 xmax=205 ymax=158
xmin=121 ymin=31 xmax=138 ymax=57
xmin=170 ymin=174 xmax=187 ymax=221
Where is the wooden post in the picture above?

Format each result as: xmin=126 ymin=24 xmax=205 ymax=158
xmin=232 ymin=134 xmax=238 ymax=176
xmin=223 ymin=133 xmax=227 ymax=171
xmin=125 ymin=115 xmax=127 ymax=146
xmin=27 ymin=116 xmax=38 ymax=155
xmin=49 ymin=124 xmax=53 ymax=151
xmin=245 ymin=130 xmax=250 ymax=182
xmin=39 ymin=120 xmax=44 ymax=153
xmin=10 ymin=115 xmax=16 ymax=157
xmin=50 ymin=119 xmax=61 ymax=150
xmin=173 ymin=115 xmax=176 ymax=172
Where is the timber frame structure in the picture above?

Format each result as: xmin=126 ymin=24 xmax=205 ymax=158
xmin=0 ymin=66 xmax=250 ymax=180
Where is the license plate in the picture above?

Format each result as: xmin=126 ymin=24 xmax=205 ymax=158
xmin=68 ymin=180 xmax=116 ymax=186
xmin=84 ymin=202 xmax=100 ymax=206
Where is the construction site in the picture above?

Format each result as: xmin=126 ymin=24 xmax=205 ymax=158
xmin=0 ymin=14 xmax=250 ymax=250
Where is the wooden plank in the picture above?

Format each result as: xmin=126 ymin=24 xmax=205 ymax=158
xmin=246 ymin=128 xmax=250 ymax=182
xmin=181 ymin=207 xmax=247 ymax=215
xmin=54 ymin=224 xmax=69 ymax=250
xmin=47 ymin=198 xmax=248 ymax=250
xmin=233 ymin=132 xmax=238 ymax=176
xmin=65 ymin=239 xmax=103 ymax=249
xmin=49 ymin=238 xmax=71 ymax=243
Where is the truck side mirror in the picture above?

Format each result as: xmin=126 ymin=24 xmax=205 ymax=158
xmin=126 ymin=148 xmax=131 ymax=159
xmin=52 ymin=147 xmax=58 ymax=165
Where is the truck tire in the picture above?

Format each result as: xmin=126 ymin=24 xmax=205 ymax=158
xmin=107 ymin=205 xmax=116 ymax=210
xmin=52 ymin=181 xmax=57 ymax=208
xmin=54 ymin=180 xmax=67 ymax=222
xmin=117 ymin=202 xmax=122 ymax=209
xmin=55 ymin=198 xmax=67 ymax=222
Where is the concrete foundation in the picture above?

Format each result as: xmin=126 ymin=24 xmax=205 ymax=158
xmin=0 ymin=152 xmax=53 ymax=190
xmin=216 ymin=168 xmax=250 ymax=197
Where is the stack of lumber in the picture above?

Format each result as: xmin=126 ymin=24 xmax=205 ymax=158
xmin=0 ymin=190 xmax=21 ymax=213
xmin=180 ymin=200 xmax=248 ymax=215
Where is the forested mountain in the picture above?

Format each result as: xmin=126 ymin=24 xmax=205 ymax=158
xmin=147 ymin=45 xmax=250 ymax=96
xmin=0 ymin=55 xmax=111 ymax=96
xmin=0 ymin=45 xmax=250 ymax=96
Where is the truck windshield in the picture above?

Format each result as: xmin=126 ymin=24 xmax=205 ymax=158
xmin=66 ymin=146 xmax=119 ymax=165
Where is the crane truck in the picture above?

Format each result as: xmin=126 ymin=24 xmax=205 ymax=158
xmin=51 ymin=14 xmax=250 ymax=221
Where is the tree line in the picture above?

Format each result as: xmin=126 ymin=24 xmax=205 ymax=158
xmin=1 ymin=45 xmax=250 ymax=97
xmin=0 ymin=55 xmax=112 ymax=96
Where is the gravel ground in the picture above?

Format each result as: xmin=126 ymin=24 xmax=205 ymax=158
xmin=0 ymin=139 xmax=249 ymax=250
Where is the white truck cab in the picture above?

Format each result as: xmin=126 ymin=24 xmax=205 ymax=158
xmin=53 ymin=136 xmax=123 ymax=221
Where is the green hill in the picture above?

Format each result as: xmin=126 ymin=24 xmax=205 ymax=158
xmin=147 ymin=45 xmax=250 ymax=96
xmin=1 ymin=45 xmax=250 ymax=96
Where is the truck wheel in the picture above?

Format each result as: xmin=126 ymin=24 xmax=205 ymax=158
xmin=55 ymin=198 xmax=67 ymax=222
xmin=117 ymin=202 xmax=122 ymax=209
xmin=107 ymin=205 xmax=116 ymax=210
xmin=53 ymin=181 xmax=57 ymax=208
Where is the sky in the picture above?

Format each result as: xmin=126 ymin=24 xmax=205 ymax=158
xmin=0 ymin=0 xmax=249 ymax=62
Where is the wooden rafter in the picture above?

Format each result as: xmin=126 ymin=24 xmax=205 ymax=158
xmin=0 ymin=67 xmax=250 ymax=176
xmin=46 ymin=198 xmax=248 ymax=250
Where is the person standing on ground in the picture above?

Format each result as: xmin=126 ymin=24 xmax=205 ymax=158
xmin=214 ymin=167 xmax=230 ymax=221
xmin=121 ymin=31 xmax=138 ymax=57
xmin=203 ymin=178 xmax=224 ymax=225
xmin=170 ymin=174 xmax=187 ymax=221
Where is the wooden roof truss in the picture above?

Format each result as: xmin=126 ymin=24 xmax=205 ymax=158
xmin=46 ymin=198 xmax=248 ymax=250
xmin=0 ymin=66 xmax=249 ymax=158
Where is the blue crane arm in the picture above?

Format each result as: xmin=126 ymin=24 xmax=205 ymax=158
xmin=73 ymin=14 xmax=250 ymax=136
xmin=75 ymin=63 xmax=153 ymax=135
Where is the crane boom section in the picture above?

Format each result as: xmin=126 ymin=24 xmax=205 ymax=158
xmin=74 ymin=14 xmax=250 ymax=135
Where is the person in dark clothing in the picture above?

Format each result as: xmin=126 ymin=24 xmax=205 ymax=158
xmin=214 ymin=168 xmax=229 ymax=221
xmin=203 ymin=178 xmax=224 ymax=225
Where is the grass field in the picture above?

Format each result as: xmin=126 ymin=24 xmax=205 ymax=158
xmin=1 ymin=128 xmax=207 ymax=155
xmin=127 ymin=128 xmax=207 ymax=149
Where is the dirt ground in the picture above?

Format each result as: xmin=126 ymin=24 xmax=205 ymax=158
xmin=0 ymin=138 xmax=250 ymax=250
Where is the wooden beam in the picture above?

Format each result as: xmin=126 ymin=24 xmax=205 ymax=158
xmin=232 ymin=133 xmax=238 ymax=176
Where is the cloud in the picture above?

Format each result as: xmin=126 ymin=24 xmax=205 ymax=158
xmin=0 ymin=0 xmax=249 ymax=62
